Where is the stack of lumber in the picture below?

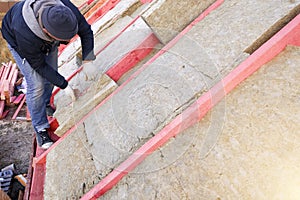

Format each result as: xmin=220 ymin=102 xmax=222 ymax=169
xmin=0 ymin=61 xmax=19 ymax=119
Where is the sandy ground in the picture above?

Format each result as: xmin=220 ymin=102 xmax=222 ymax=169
xmin=0 ymin=120 xmax=33 ymax=174
xmin=0 ymin=12 xmax=34 ymax=200
xmin=0 ymin=95 xmax=34 ymax=200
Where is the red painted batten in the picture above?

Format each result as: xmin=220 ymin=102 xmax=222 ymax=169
xmin=86 ymin=0 xmax=120 ymax=25
xmin=78 ymin=0 xmax=96 ymax=11
xmin=29 ymin=163 xmax=46 ymax=200
xmin=140 ymin=0 xmax=153 ymax=3
xmin=106 ymin=33 xmax=160 ymax=82
xmin=80 ymin=3 xmax=300 ymax=200
xmin=23 ymin=136 xmax=36 ymax=200
xmin=84 ymin=0 xmax=107 ymax=19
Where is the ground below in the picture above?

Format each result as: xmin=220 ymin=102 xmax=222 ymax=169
xmin=0 ymin=12 xmax=34 ymax=200
xmin=0 ymin=109 xmax=33 ymax=175
xmin=0 ymin=116 xmax=34 ymax=200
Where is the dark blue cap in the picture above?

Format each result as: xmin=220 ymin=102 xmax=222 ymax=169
xmin=42 ymin=5 xmax=78 ymax=40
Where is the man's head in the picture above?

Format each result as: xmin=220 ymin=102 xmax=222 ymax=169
xmin=42 ymin=5 xmax=78 ymax=41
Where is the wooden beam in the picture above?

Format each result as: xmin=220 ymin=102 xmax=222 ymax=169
xmin=0 ymin=101 xmax=5 ymax=117
xmin=0 ymin=65 xmax=5 ymax=79
xmin=23 ymin=136 xmax=36 ymax=200
xmin=84 ymin=0 xmax=106 ymax=19
xmin=2 ymin=80 xmax=10 ymax=104
xmin=29 ymin=163 xmax=46 ymax=200
xmin=12 ymin=95 xmax=26 ymax=120
xmin=13 ymin=94 xmax=25 ymax=105
xmin=106 ymin=33 xmax=159 ymax=82
xmin=7 ymin=63 xmax=16 ymax=84
xmin=0 ymin=110 xmax=10 ymax=119
xmin=0 ymin=65 xmax=8 ymax=83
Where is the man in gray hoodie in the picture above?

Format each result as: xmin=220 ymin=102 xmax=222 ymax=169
xmin=2 ymin=0 xmax=96 ymax=149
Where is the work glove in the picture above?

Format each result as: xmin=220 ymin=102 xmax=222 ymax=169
xmin=64 ymin=85 xmax=76 ymax=101
xmin=82 ymin=60 xmax=98 ymax=81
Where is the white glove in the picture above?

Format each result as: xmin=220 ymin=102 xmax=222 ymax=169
xmin=82 ymin=60 xmax=98 ymax=81
xmin=64 ymin=85 xmax=76 ymax=101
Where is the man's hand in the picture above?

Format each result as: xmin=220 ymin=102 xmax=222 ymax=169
xmin=82 ymin=60 xmax=98 ymax=81
xmin=64 ymin=85 xmax=76 ymax=101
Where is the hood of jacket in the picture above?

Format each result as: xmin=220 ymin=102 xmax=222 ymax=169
xmin=22 ymin=0 xmax=63 ymax=41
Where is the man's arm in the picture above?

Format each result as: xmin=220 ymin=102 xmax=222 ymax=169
xmin=15 ymin=32 xmax=68 ymax=89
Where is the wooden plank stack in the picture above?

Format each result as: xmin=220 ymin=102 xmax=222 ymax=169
xmin=0 ymin=61 xmax=19 ymax=119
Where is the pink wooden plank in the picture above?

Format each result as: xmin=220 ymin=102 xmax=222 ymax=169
xmin=0 ymin=65 xmax=5 ymax=80
xmin=106 ymin=33 xmax=160 ymax=82
xmin=7 ymin=63 xmax=16 ymax=84
xmin=10 ymin=96 xmax=16 ymax=103
xmin=2 ymin=61 xmax=12 ymax=80
xmin=140 ymin=0 xmax=153 ymax=3
xmin=29 ymin=163 xmax=46 ymax=200
xmin=78 ymin=0 xmax=96 ymax=10
xmin=12 ymin=95 xmax=26 ymax=120
xmin=0 ymin=109 xmax=9 ymax=119
xmin=86 ymin=0 xmax=120 ymax=25
xmin=0 ymin=101 xmax=4 ymax=117
xmin=84 ymin=0 xmax=107 ymax=19
xmin=13 ymin=93 xmax=25 ymax=105
xmin=23 ymin=135 xmax=36 ymax=200
xmin=0 ymin=65 xmax=8 ymax=83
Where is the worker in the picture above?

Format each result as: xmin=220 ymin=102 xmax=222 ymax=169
xmin=1 ymin=0 xmax=96 ymax=149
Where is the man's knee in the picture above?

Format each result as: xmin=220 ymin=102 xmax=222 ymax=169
xmin=27 ymin=81 xmax=44 ymax=99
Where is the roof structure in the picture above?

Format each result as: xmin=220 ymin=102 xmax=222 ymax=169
xmin=24 ymin=0 xmax=300 ymax=199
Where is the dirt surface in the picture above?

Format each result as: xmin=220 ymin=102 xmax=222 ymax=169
xmin=0 ymin=103 xmax=34 ymax=200
xmin=0 ymin=12 xmax=34 ymax=200
xmin=0 ymin=120 xmax=33 ymax=174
